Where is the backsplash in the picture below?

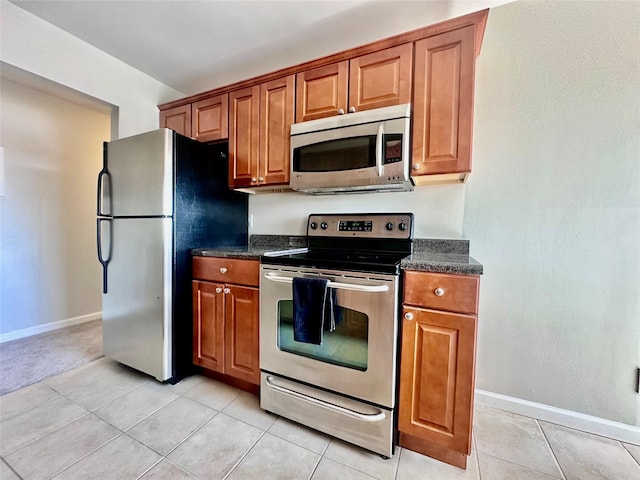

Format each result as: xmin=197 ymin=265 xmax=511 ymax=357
xmin=248 ymin=183 xmax=467 ymax=239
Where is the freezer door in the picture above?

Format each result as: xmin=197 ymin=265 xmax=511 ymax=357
xmin=106 ymin=129 xmax=174 ymax=216
xmin=102 ymin=217 xmax=173 ymax=381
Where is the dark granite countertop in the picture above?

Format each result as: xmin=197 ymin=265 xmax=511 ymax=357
xmin=401 ymin=252 xmax=483 ymax=275
xmin=193 ymin=235 xmax=483 ymax=275
xmin=192 ymin=235 xmax=307 ymax=261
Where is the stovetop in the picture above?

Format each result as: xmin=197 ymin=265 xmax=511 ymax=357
xmin=260 ymin=213 xmax=414 ymax=275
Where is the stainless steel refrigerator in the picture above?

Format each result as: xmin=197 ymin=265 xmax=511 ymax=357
xmin=96 ymin=128 xmax=248 ymax=383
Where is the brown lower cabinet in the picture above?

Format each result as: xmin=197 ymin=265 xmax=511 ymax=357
xmin=192 ymin=257 xmax=260 ymax=385
xmin=399 ymin=271 xmax=480 ymax=469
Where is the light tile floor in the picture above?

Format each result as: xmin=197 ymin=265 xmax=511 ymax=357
xmin=1 ymin=358 xmax=639 ymax=480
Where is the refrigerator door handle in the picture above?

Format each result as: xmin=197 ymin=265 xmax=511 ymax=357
xmin=97 ymin=218 xmax=113 ymax=294
xmin=97 ymin=142 xmax=112 ymax=216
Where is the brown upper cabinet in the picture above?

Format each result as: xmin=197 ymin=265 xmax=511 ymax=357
xmin=229 ymin=76 xmax=295 ymax=189
xmin=192 ymin=94 xmax=228 ymax=142
xmin=158 ymin=9 xmax=488 ymax=189
xmin=160 ymin=104 xmax=191 ymax=137
xmin=411 ymin=25 xmax=476 ymax=184
xmin=296 ymin=44 xmax=413 ymax=122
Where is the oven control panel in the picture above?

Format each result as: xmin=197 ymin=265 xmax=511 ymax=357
xmin=307 ymin=213 xmax=414 ymax=239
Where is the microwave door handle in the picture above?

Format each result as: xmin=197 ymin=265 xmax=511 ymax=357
xmin=376 ymin=124 xmax=384 ymax=177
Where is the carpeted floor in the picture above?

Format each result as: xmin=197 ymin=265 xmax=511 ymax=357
xmin=0 ymin=319 xmax=103 ymax=395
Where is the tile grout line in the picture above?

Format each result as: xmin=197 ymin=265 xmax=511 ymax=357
xmin=321 ymin=438 xmax=395 ymax=480
xmin=1 ymin=456 xmax=25 ymax=480
xmin=620 ymin=442 xmax=640 ymax=468
xmin=475 ymin=450 xmax=482 ymax=480
xmin=0 ymin=408 xmax=91 ymax=458
xmin=536 ymin=419 xmax=568 ymax=480
xmin=222 ymin=429 xmax=269 ymax=480
xmin=43 ymin=431 xmax=126 ymax=480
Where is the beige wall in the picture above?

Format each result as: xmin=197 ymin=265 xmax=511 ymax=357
xmin=465 ymin=0 xmax=640 ymax=425
xmin=0 ymin=78 xmax=111 ymax=334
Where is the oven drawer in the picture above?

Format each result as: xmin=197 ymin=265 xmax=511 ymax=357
xmin=193 ymin=256 xmax=259 ymax=286
xmin=403 ymin=271 xmax=479 ymax=314
xmin=260 ymin=372 xmax=394 ymax=457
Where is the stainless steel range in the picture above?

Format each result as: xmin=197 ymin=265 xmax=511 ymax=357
xmin=259 ymin=213 xmax=414 ymax=458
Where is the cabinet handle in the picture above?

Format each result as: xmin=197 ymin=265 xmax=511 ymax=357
xmin=223 ymin=287 xmax=231 ymax=294
xmin=220 ymin=267 xmax=227 ymax=274
xmin=251 ymin=177 xmax=257 ymax=183
xmin=404 ymin=312 xmax=414 ymax=321
xmin=412 ymin=163 xmax=420 ymax=170
xmin=434 ymin=287 xmax=445 ymax=297
xmin=215 ymin=287 xmax=222 ymax=294
xmin=258 ymin=176 xmax=264 ymax=182
xmin=337 ymin=108 xmax=345 ymax=115
xmin=348 ymin=106 xmax=356 ymax=113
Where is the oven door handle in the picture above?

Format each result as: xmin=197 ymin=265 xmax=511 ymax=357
xmin=263 ymin=272 xmax=389 ymax=292
xmin=264 ymin=376 xmax=387 ymax=423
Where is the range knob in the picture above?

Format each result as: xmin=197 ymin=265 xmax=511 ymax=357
xmin=398 ymin=222 xmax=408 ymax=231
xmin=320 ymin=222 xmax=328 ymax=230
xmin=385 ymin=222 xmax=394 ymax=231
xmin=310 ymin=221 xmax=318 ymax=230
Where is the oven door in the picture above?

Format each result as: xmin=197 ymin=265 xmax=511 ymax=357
xmin=259 ymin=265 xmax=399 ymax=408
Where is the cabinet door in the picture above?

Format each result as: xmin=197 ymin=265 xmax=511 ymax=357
xmin=160 ymin=105 xmax=191 ymax=137
xmin=399 ymin=306 xmax=477 ymax=455
xmin=260 ymin=76 xmax=295 ymax=185
xmin=192 ymin=281 xmax=225 ymax=373
xmin=296 ymin=62 xmax=348 ymax=122
xmin=224 ymin=285 xmax=260 ymax=385
xmin=348 ymin=43 xmax=413 ymax=113
xmin=229 ymin=85 xmax=260 ymax=188
xmin=192 ymin=94 xmax=228 ymax=142
xmin=412 ymin=26 xmax=475 ymax=179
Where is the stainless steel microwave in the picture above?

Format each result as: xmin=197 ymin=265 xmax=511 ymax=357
xmin=290 ymin=104 xmax=412 ymax=194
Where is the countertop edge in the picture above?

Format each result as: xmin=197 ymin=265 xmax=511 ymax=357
xmin=192 ymin=248 xmax=484 ymax=275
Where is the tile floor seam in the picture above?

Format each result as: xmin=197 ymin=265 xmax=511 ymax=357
xmin=149 ymin=409 xmax=221 ymax=459
xmin=222 ymin=429 xmax=269 ymax=480
xmin=51 ymin=376 xmax=150 ymax=414
xmin=1 ymin=409 xmax=91 ymax=458
xmin=474 ymin=450 xmax=482 ymax=480
xmin=134 ymin=456 xmax=164 ymax=480
xmin=219 ymin=403 xmax=278 ymax=433
xmin=322 ymin=441 xmax=395 ymax=480
xmin=40 ymin=430 xmax=122 ymax=480
xmin=173 ymin=377 xmax=205 ymax=397
xmin=1 ymin=457 xmax=25 ymax=480
xmin=45 ymin=431 xmax=129 ymax=480
xmin=182 ymin=389 xmax=240 ymax=413
xmin=0 ymin=388 xmax=62 ymax=423
xmin=306 ymin=453 xmax=323 ymax=480
xmin=118 ymin=393 xmax=183 ymax=434
xmin=622 ymin=442 xmax=640 ymax=467
xmin=264 ymin=422 xmax=335 ymax=459
xmin=393 ymin=448 xmax=404 ymax=480
xmin=161 ymin=452 xmax=204 ymax=480
xmin=536 ymin=419 xmax=569 ymax=480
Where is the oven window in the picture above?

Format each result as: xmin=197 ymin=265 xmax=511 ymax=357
xmin=293 ymin=136 xmax=376 ymax=172
xmin=276 ymin=300 xmax=368 ymax=371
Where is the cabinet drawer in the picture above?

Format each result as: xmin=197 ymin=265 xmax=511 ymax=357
xmin=404 ymin=271 xmax=479 ymax=314
xmin=193 ymin=257 xmax=259 ymax=286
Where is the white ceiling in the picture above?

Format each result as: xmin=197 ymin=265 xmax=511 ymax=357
xmin=10 ymin=0 xmax=508 ymax=97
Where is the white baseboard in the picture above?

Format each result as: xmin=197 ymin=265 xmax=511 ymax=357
xmin=0 ymin=312 xmax=102 ymax=343
xmin=475 ymin=389 xmax=640 ymax=446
